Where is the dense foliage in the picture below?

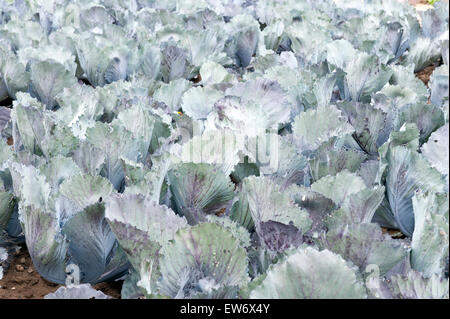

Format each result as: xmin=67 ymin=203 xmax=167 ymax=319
xmin=0 ymin=0 xmax=448 ymax=299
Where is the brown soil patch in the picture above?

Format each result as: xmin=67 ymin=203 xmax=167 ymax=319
xmin=381 ymin=227 xmax=407 ymax=239
xmin=408 ymin=0 xmax=430 ymax=5
xmin=93 ymin=281 xmax=122 ymax=299
xmin=416 ymin=65 xmax=436 ymax=86
xmin=0 ymin=246 xmax=60 ymax=299
xmin=0 ymin=245 xmax=123 ymax=299
xmin=409 ymin=0 xmax=449 ymax=5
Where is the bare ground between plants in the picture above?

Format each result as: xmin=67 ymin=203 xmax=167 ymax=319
xmin=0 ymin=244 xmax=122 ymax=299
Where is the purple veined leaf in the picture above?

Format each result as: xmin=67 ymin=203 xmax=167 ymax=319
xmin=242 ymin=176 xmax=312 ymax=233
xmin=229 ymin=183 xmax=256 ymax=232
xmin=292 ymin=105 xmax=354 ymax=152
xmin=290 ymin=186 xmax=335 ymax=233
xmin=140 ymin=44 xmax=162 ymax=81
xmin=167 ymin=163 xmax=235 ymax=225
xmin=384 ymin=22 xmax=409 ymax=64
xmin=324 ymin=186 xmax=386 ymax=228
xmin=62 ymin=202 xmax=129 ymax=284
xmin=384 ymin=145 xmax=445 ymax=237
xmin=9 ymin=163 xmax=128 ymax=284
xmin=404 ymin=36 xmax=441 ymax=72
xmin=319 ymin=222 xmax=409 ymax=276
xmin=249 ymin=246 xmax=367 ymax=299
xmin=0 ymin=47 xmax=30 ymax=99
xmin=86 ymin=122 xmax=141 ymax=190
xmin=105 ymin=192 xmax=188 ymax=295
xmin=257 ymin=220 xmax=304 ymax=252
xmin=307 ymin=142 xmax=367 ymax=182
xmin=224 ymin=14 xmax=260 ymax=68
xmin=160 ymin=43 xmax=189 ymax=83
xmin=395 ymin=102 xmax=445 ymax=144
xmin=337 ymin=101 xmax=390 ymax=155
xmin=226 ymin=78 xmax=291 ymax=126
xmin=158 ymin=222 xmax=249 ymax=299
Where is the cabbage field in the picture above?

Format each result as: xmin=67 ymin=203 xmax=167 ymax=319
xmin=0 ymin=0 xmax=449 ymax=300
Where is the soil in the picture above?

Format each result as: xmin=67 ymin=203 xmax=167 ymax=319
xmin=416 ymin=64 xmax=437 ymax=86
xmin=381 ymin=227 xmax=407 ymax=239
xmin=0 ymin=244 xmax=123 ymax=299
xmin=408 ymin=0 xmax=430 ymax=5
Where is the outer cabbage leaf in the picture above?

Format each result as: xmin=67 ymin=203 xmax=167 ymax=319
xmin=0 ymin=246 xmax=7 ymax=280
xmin=338 ymin=101 xmax=390 ymax=155
xmin=181 ymin=87 xmax=224 ymax=120
xmin=19 ymin=201 xmax=69 ymax=284
xmin=105 ymin=193 xmax=188 ymax=295
xmin=158 ymin=222 xmax=249 ymax=299
xmin=404 ymin=37 xmax=441 ymax=72
xmin=249 ymin=247 xmax=367 ymax=299
xmin=384 ymin=146 xmax=446 ymax=236
xmin=86 ymin=122 xmax=142 ymax=190
xmin=59 ymin=174 xmax=113 ymax=210
xmin=421 ymin=123 xmax=449 ymax=183
xmin=72 ymin=142 xmax=105 ymax=176
xmin=326 ymin=41 xmax=393 ymax=102
xmin=292 ymin=105 xmax=354 ymax=151
xmin=11 ymin=163 xmax=127 ymax=284
xmin=0 ymin=47 xmax=30 ymax=99
xmin=160 ymin=43 xmax=189 ymax=83
xmin=411 ymin=191 xmax=449 ymax=277
xmin=394 ymin=102 xmax=445 ymax=144
xmin=308 ymin=143 xmax=367 ymax=182
xmin=44 ymin=284 xmax=113 ymax=299
xmin=243 ymin=176 xmax=312 ymax=233
xmin=199 ymin=61 xmax=235 ymax=85
xmin=153 ymin=79 xmax=191 ymax=112
xmin=140 ymin=44 xmax=161 ymax=80
xmin=325 ymin=187 xmax=386 ymax=228
xmin=205 ymin=215 xmax=251 ymax=249
xmin=11 ymin=93 xmax=78 ymax=158
xmin=367 ymin=270 xmax=449 ymax=299
xmin=320 ymin=223 xmax=409 ymax=276
xmin=429 ymin=65 xmax=449 ymax=107
xmin=229 ymin=184 xmax=255 ymax=232
xmin=224 ymin=14 xmax=260 ymax=68
xmin=345 ymin=52 xmax=393 ymax=102
xmin=167 ymin=163 xmax=235 ymax=225
xmin=178 ymin=129 xmax=244 ymax=176
xmin=121 ymin=149 xmax=172 ymax=203
xmin=0 ymin=140 xmax=16 ymax=239
xmin=310 ymin=170 xmax=366 ymax=206
xmin=290 ymin=186 xmax=336 ymax=233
